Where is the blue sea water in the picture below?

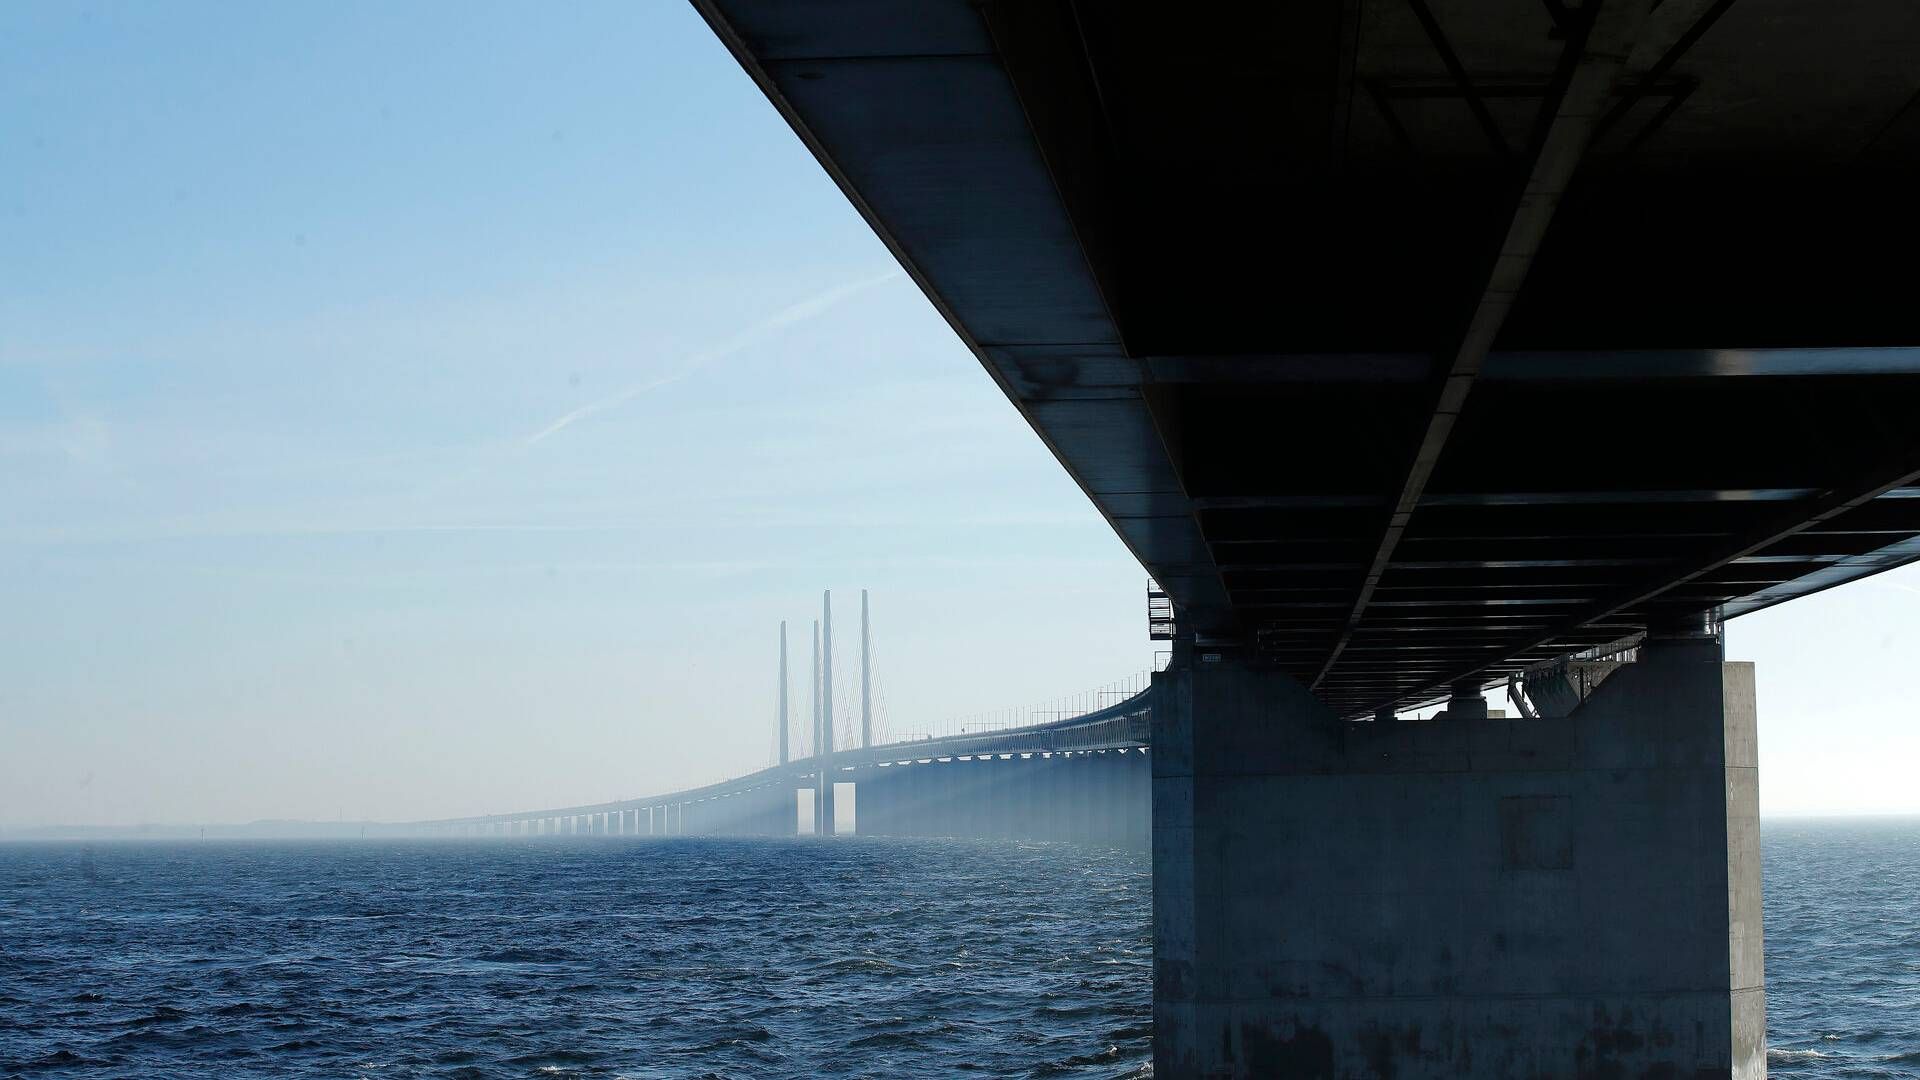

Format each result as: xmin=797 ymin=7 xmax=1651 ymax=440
xmin=0 ymin=821 xmax=1914 ymax=1077
xmin=1763 ymin=819 xmax=1920 ymax=1078
xmin=0 ymin=838 xmax=1150 ymax=1078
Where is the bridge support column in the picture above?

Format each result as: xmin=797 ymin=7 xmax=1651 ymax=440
xmin=961 ymin=758 xmax=988 ymax=838
xmin=1151 ymin=640 xmax=1763 ymax=1078
xmin=1091 ymin=751 xmax=1118 ymax=847
xmin=1068 ymin=752 xmax=1094 ymax=844
xmin=1030 ymin=754 xmax=1058 ymax=841
xmin=855 ymin=767 xmax=886 ymax=836
xmin=888 ymin=765 xmax=917 ymax=836
xmin=818 ymin=773 xmax=837 ymax=836
xmin=1122 ymin=749 xmax=1150 ymax=851
xmin=938 ymin=759 xmax=961 ymax=838
xmin=855 ymin=769 xmax=877 ymax=835
xmin=988 ymin=756 xmax=1011 ymax=838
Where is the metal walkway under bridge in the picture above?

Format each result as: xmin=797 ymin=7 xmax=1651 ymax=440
xmin=393 ymin=687 xmax=1154 ymax=848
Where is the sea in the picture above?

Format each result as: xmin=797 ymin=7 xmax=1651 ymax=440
xmin=0 ymin=820 xmax=1914 ymax=1078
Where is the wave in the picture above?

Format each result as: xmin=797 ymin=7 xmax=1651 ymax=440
xmin=471 ymin=947 xmax=578 ymax=965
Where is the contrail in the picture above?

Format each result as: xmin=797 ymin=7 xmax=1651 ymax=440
xmin=523 ymin=268 xmax=902 ymax=447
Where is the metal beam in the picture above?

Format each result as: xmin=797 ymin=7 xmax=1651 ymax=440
xmin=1366 ymin=460 xmax=1920 ymax=717
xmin=1315 ymin=0 xmax=1655 ymax=696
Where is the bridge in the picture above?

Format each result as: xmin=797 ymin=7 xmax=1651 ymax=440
xmin=394 ymin=676 xmax=1153 ymax=847
xmin=401 ymin=1 xmax=1920 ymax=1074
xmin=677 ymin=1 xmax=1920 ymax=1076
xmin=397 ymin=591 xmax=1159 ymax=845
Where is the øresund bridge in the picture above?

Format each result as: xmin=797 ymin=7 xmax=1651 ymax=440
xmin=399 ymin=591 xmax=1158 ymax=846
xmin=452 ymin=0 xmax=1920 ymax=1075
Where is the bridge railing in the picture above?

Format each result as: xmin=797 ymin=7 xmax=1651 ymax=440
xmin=887 ymin=670 xmax=1155 ymax=743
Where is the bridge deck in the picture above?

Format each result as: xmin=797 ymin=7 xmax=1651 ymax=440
xmin=692 ymin=0 xmax=1920 ymax=716
xmin=404 ymin=688 xmax=1150 ymax=829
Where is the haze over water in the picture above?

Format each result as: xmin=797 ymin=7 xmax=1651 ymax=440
xmin=0 ymin=821 xmax=1914 ymax=1078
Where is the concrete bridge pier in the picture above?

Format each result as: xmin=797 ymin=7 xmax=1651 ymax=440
xmin=907 ymin=760 xmax=940 ymax=837
xmin=909 ymin=761 xmax=939 ymax=837
xmin=893 ymin=763 xmax=926 ymax=837
xmin=1091 ymin=751 xmax=1119 ymax=847
xmin=1006 ymin=754 xmax=1035 ymax=841
xmin=937 ymin=758 xmax=962 ymax=837
xmin=974 ymin=757 xmax=999 ymax=837
xmin=854 ymin=766 xmax=894 ymax=837
xmin=1069 ymin=752 xmax=1095 ymax=844
xmin=917 ymin=761 xmax=945 ymax=837
xmin=766 ymin=782 xmax=795 ymax=836
xmin=1027 ymin=754 xmax=1056 ymax=841
xmin=899 ymin=762 xmax=931 ymax=837
xmin=1150 ymin=637 xmax=1763 ymax=1078
xmin=984 ymin=755 xmax=1013 ymax=840
xmin=1121 ymin=748 xmax=1151 ymax=851
xmin=817 ymin=770 xmax=836 ymax=836
xmin=853 ymin=767 xmax=880 ymax=836
xmin=961 ymin=758 xmax=989 ymax=837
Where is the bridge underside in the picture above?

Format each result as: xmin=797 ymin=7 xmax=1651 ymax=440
xmin=691 ymin=1 xmax=1918 ymax=1075
xmin=694 ymin=0 xmax=1920 ymax=717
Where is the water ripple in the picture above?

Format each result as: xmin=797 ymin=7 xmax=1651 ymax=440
xmin=0 ymin=838 xmax=1153 ymax=1077
xmin=3 ymin=823 xmax=1916 ymax=1076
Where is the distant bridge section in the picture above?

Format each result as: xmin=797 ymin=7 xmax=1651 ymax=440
xmin=393 ymin=686 xmax=1152 ymax=847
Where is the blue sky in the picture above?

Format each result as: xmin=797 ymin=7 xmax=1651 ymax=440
xmin=3 ymin=2 xmax=1915 ymax=825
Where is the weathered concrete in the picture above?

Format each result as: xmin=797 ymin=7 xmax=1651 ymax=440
xmin=1152 ymin=639 xmax=1763 ymax=1078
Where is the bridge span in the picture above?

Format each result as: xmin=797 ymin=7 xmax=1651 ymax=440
xmin=394 ymin=685 xmax=1152 ymax=847
xmin=678 ymin=0 xmax=1920 ymax=1073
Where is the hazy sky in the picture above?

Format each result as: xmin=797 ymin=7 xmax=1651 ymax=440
xmin=4 ymin=2 xmax=1915 ymax=826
